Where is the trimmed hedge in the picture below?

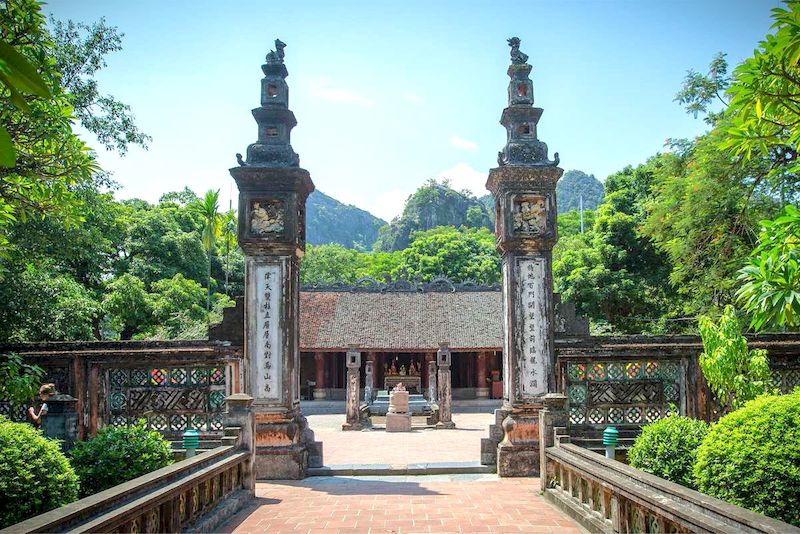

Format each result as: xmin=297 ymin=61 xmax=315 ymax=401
xmin=628 ymin=414 xmax=709 ymax=489
xmin=0 ymin=417 xmax=79 ymax=528
xmin=694 ymin=391 xmax=800 ymax=526
xmin=69 ymin=420 xmax=173 ymax=497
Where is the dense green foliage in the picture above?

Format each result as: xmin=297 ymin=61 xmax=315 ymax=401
xmin=556 ymin=170 xmax=604 ymax=213
xmin=628 ymin=415 xmax=709 ymax=489
xmin=699 ymin=305 xmax=772 ymax=413
xmin=737 ymin=205 xmax=800 ymax=331
xmin=301 ymin=226 xmax=499 ymax=286
xmin=694 ymin=392 xmax=800 ymax=526
xmin=0 ymin=417 xmax=79 ymax=528
xmin=69 ymin=421 xmax=173 ymax=497
xmin=307 ymin=190 xmax=386 ymax=249
xmin=0 ymin=353 xmax=43 ymax=405
xmin=374 ymin=180 xmax=492 ymax=251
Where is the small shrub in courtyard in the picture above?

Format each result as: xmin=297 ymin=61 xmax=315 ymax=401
xmin=628 ymin=414 xmax=708 ymax=489
xmin=0 ymin=416 xmax=79 ymax=528
xmin=69 ymin=420 xmax=173 ymax=497
xmin=694 ymin=391 xmax=800 ymax=526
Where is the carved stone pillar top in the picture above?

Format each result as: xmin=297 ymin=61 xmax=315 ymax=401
xmin=346 ymin=346 xmax=361 ymax=369
xmin=437 ymin=343 xmax=451 ymax=367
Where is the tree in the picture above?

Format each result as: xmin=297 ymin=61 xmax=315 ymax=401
xmin=737 ymin=204 xmax=800 ymax=331
xmin=300 ymin=243 xmax=369 ymax=285
xmin=49 ymin=17 xmax=150 ymax=154
xmin=396 ymin=226 xmax=500 ymax=284
xmin=722 ymin=3 xmax=800 ymax=196
xmin=220 ymin=209 xmax=238 ymax=295
xmin=192 ymin=190 xmax=221 ymax=311
xmin=0 ymin=353 xmax=43 ymax=405
xmin=0 ymin=0 xmax=101 ymax=256
xmin=698 ymin=305 xmax=772 ymax=414
xmin=103 ymin=273 xmax=152 ymax=340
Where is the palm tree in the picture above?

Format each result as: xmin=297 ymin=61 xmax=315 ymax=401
xmin=221 ymin=209 xmax=238 ymax=295
xmin=193 ymin=189 xmax=221 ymax=311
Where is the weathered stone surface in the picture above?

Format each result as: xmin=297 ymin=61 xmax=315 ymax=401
xmin=385 ymin=412 xmax=412 ymax=432
xmin=436 ymin=344 xmax=455 ymax=430
xmin=342 ymin=348 xmax=362 ymax=431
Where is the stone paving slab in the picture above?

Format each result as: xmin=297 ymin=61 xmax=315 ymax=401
xmin=309 ymin=413 xmax=493 ymax=466
xmin=219 ymin=475 xmax=584 ymax=533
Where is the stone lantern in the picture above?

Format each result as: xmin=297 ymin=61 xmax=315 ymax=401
xmin=230 ymin=39 xmax=322 ymax=479
xmin=486 ymin=37 xmax=563 ymax=477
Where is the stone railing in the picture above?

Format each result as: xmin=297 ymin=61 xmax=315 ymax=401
xmin=539 ymin=426 xmax=798 ymax=533
xmin=0 ymin=341 xmax=242 ymax=440
xmin=0 ymin=395 xmax=255 ymax=534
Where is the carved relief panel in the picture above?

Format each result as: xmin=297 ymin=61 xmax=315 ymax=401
xmin=512 ymin=194 xmax=547 ymax=235
xmin=248 ymin=199 xmax=285 ymax=237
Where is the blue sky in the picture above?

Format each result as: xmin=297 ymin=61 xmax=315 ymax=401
xmin=46 ymin=0 xmax=781 ymax=221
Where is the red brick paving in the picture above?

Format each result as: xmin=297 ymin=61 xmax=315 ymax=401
xmin=220 ymin=476 xmax=583 ymax=533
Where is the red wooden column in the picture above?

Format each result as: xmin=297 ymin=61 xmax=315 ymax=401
xmin=314 ymin=352 xmax=327 ymax=399
xmin=476 ymin=352 xmax=489 ymax=399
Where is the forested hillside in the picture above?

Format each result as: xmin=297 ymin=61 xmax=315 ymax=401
xmin=373 ymin=180 xmax=493 ymax=251
xmin=556 ymin=170 xmax=604 ymax=213
xmin=307 ymin=191 xmax=386 ymax=249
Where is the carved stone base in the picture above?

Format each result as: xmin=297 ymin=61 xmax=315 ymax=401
xmin=341 ymin=421 xmax=363 ymax=431
xmin=435 ymin=420 xmax=456 ymax=429
xmin=386 ymin=412 xmax=412 ymax=432
xmin=253 ymin=408 xmax=322 ymax=478
xmin=496 ymin=405 xmax=542 ymax=477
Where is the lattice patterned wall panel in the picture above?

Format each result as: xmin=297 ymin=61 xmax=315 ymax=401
xmin=107 ymin=366 xmax=227 ymax=436
xmin=566 ymin=360 xmax=683 ymax=428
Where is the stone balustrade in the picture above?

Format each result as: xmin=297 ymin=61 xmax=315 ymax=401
xmin=541 ymin=428 xmax=799 ymax=534
xmin=0 ymin=395 xmax=255 ymax=534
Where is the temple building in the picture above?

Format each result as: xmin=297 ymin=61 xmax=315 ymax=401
xmin=210 ymin=277 xmax=588 ymax=400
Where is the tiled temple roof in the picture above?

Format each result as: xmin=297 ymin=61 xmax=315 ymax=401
xmin=300 ymin=290 xmax=503 ymax=351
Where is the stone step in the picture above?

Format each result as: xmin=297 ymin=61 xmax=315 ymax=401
xmin=307 ymin=461 xmax=496 ymax=477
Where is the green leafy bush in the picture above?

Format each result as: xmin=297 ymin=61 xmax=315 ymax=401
xmin=69 ymin=421 xmax=173 ymax=497
xmin=694 ymin=392 xmax=800 ymax=525
xmin=0 ymin=416 xmax=79 ymax=528
xmin=628 ymin=415 xmax=709 ymax=489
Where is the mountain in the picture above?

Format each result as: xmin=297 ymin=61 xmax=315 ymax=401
xmin=306 ymin=191 xmax=387 ymax=249
xmin=373 ymin=180 xmax=494 ymax=252
xmin=556 ymin=170 xmax=604 ymax=213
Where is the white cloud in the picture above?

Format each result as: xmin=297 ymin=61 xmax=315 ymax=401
xmin=449 ymin=136 xmax=479 ymax=151
xmin=401 ymin=91 xmax=424 ymax=105
xmin=436 ymin=162 xmax=488 ymax=197
xmin=309 ymin=77 xmax=374 ymax=107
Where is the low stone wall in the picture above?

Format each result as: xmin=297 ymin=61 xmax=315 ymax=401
xmin=541 ymin=427 xmax=799 ymax=533
xmin=0 ymin=341 xmax=242 ymax=440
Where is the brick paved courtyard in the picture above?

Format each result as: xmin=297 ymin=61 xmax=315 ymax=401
xmin=220 ymin=475 xmax=583 ymax=533
xmin=307 ymin=413 xmax=493 ymax=466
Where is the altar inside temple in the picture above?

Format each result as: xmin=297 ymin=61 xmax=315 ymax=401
xmin=383 ymin=354 xmax=423 ymax=393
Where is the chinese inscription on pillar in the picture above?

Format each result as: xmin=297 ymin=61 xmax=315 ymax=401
xmin=254 ymin=263 xmax=282 ymax=399
xmin=518 ymin=259 xmax=547 ymax=397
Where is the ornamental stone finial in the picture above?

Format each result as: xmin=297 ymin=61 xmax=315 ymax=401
xmin=507 ymin=37 xmax=529 ymax=65
xmin=496 ymin=36 xmax=559 ymax=167
xmin=235 ymin=37 xmax=300 ymax=168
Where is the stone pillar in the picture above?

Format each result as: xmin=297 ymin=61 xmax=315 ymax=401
xmin=367 ymin=352 xmax=378 ymax=388
xmin=476 ymin=352 xmax=489 ymax=399
xmin=364 ymin=359 xmax=374 ymax=403
xmin=487 ymin=37 xmax=563 ymax=477
xmin=427 ymin=358 xmax=438 ymax=403
xmin=41 ymin=393 xmax=78 ymax=452
xmin=230 ymin=39 xmax=322 ymax=479
xmin=313 ymin=352 xmax=327 ymax=400
xmin=224 ymin=393 xmax=256 ymax=494
xmin=342 ymin=347 xmax=362 ymax=431
xmin=538 ymin=393 xmax=568 ymax=492
xmin=436 ymin=343 xmax=455 ymax=429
